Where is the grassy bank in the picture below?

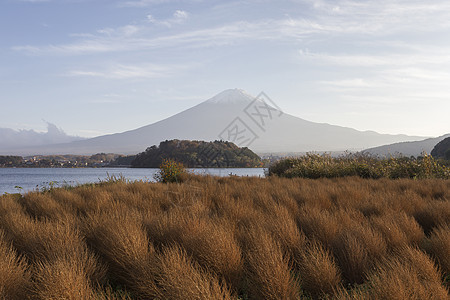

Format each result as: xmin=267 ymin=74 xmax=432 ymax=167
xmin=0 ymin=175 xmax=449 ymax=299
xmin=269 ymin=153 xmax=450 ymax=179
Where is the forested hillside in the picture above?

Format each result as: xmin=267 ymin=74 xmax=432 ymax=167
xmin=431 ymin=137 xmax=450 ymax=159
xmin=131 ymin=140 xmax=262 ymax=168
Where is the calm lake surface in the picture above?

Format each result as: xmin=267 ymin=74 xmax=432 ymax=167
xmin=0 ymin=168 xmax=266 ymax=194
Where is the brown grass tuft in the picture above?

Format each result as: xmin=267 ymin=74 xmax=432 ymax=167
xmin=364 ymin=246 xmax=449 ymax=299
xmin=371 ymin=212 xmax=425 ymax=250
xmin=155 ymin=244 xmax=234 ymax=300
xmin=414 ymin=200 xmax=450 ymax=235
xmin=297 ymin=241 xmax=342 ymax=299
xmin=422 ymin=225 xmax=450 ymax=280
xmin=83 ymin=209 xmax=160 ymax=299
xmin=145 ymin=211 xmax=243 ymax=289
xmin=31 ymin=258 xmax=96 ymax=299
xmin=0 ymin=230 xmax=31 ymax=300
xmin=241 ymin=226 xmax=301 ymax=300
xmin=331 ymin=225 xmax=386 ymax=285
xmin=296 ymin=206 xmax=340 ymax=248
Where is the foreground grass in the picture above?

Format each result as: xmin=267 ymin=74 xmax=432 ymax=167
xmin=0 ymin=175 xmax=449 ymax=299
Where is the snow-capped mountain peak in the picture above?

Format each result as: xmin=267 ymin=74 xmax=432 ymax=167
xmin=204 ymin=88 xmax=255 ymax=104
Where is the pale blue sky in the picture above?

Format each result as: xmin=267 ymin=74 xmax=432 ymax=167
xmin=1 ymin=0 xmax=449 ymax=138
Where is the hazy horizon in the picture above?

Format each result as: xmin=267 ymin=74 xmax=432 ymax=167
xmin=1 ymin=0 xmax=450 ymax=139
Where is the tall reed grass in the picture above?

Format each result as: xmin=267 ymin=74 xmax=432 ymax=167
xmin=270 ymin=153 xmax=450 ymax=179
xmin=0 ymin=175 xmax=448 ymax=299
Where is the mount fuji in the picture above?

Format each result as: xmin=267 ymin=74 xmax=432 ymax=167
xmin=2 ymin=89 xmax=426 ymax=155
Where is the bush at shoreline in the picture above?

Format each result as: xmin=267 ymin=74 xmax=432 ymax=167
xmin=269 ymin=153 xmax=450 ymax=179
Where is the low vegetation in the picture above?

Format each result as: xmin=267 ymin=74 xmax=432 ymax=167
xmin=0 ymin=156 xmax=23 ymax=167
xmin=270 ymin=153 xmax=450 ymax=179
xmin=0 ymin=174 xmax=449 ymax=299
xmin=153 ymin=159 xmax=188 ymax=183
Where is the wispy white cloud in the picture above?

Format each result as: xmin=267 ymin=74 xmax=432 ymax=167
xmin=119 ymin=0 xmax=170 ymax=7
xmin=16 ymin=0 xmax=83 ymax=2
xmin=12 ymin=0 xmax=450 ymax=56
xmin=319 ymin=61 xmax=450 ymax=86
xmin=67 ymin=63 xmax=192 ymax=79
xmin=119 ymin=0 xmax=202 ymax=8
xmin=320 ymin=78 xmax=376 ymax=88
xmin=306 ymin=0 xmax=450 ymax=33
xmin=12 ymin=18 xmax=322 ymax=55
xmin=300 ymin=41 xmax=450 ymax=106
xmin=97 ymin=25 xmax=140 ymax=37
xmin=13 ymin=0 xmax=450 ymax=57
xmin=318 ymin=64 xmax=450 ymax=105
xmin=90 ymin=98 xmax=123 ymax=104
xmin=298 ymin=49 xmax=450 ymax=67
xmin=147 ymin=9 xmax=190 ymax=27
xmin=17 ymin=0 xmax=51 ymax=2
xmin=383 ymin=68 xmax=450 ymax=82
xmin=172 ymin=9 xmax=189 ymax=22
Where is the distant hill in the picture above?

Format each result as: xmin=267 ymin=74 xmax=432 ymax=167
xmin=131 ymin=140 xmax=262 ymax=168
xmin=3 ymin=89 xmax=426 ymax=155
xmin=431 ymin=137 xmax=450 ymax=159
xmin=363 ymin=134 xmax=450 ymax=157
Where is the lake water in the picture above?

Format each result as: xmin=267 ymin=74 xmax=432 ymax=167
xmin=0 ymin=168 xmax=266 ymax=194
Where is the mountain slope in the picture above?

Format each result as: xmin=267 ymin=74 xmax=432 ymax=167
xmin=363 ymin=134 xmax=450 ymax=157
xmin=3 ymin=89 xmax=427 ymax=155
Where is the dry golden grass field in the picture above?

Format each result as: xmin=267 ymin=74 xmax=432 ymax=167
xmin=0 ymin=175 xmax=449 ymax=299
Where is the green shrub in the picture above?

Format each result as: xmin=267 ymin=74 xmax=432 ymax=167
xmin=154 ymin=159 xmax=187 ymax=183
xmin=269 ymin=153 xmax=450 ymax=179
